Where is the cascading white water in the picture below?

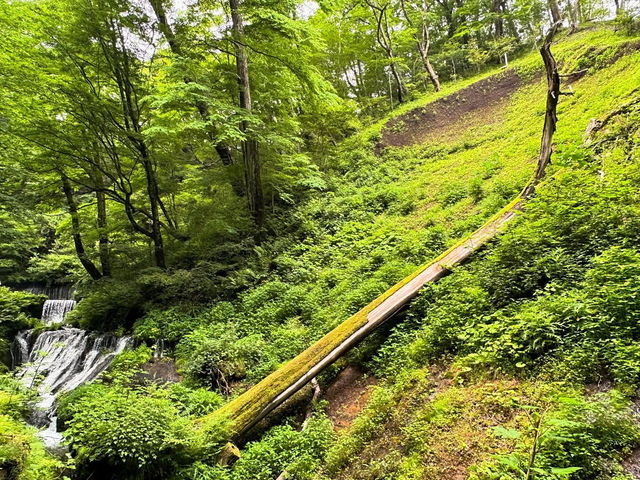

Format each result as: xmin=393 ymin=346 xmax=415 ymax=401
xmin=10 ymin=284 xmax=133 ymax=449
xmin=13 ymin=328 xmax=133 ymax=448
xmin=41 ymin=299 xmax=76 ymax=326
xmin=10 ymin=330 xmax=33 ymax=369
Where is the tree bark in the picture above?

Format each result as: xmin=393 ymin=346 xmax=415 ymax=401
xmin=205 ymin=195 xmax=521 ymax=438
xmin=229 ymin=0 xmax=265 ymax=230
xmin=61 ymin=175 xmax=103 ymax=280
xmin=419 ymin=26 xmax=440 ymax=92
xmin=493 ymin=0 xmax=504 ymax=37
xmin=140 ymin=145 xmax=167 ymax=269
xmin=523 ymin=24 xmax=561 ymax=197
xmin=105 ymin=21 xmax=167 ymax=268
xmin=400 ymin=0 xmax=440 ymax=92
xmin=367 ymin=1 xmax=406 ymax=103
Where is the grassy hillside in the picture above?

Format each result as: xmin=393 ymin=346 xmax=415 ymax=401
xmin=156 ymin=25 xmax=640 ymax=393
xmin=186 ymin=25 xmax=640 ymax=480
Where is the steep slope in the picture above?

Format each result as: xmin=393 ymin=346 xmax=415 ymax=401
xmin=196 ymin=26 xmax=640 ymax=480
xmin=197 ymin=25 xmax=640 ymax=436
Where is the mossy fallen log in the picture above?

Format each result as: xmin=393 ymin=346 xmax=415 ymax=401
xmin=197 ymin=194 xmax=524 ymax=438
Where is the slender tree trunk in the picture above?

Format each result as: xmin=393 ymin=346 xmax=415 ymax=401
xmin=61 ymin=175 xmax=103 ymax=280
xmin=568 ymin=0 xmax=579 ymax=32
xmin=367 ymin=1 xmax=406 ymax=104
xmin=613 ymin=0 xmax=623 ymax=16
xmin=418 ymin=25 xmax=440 ymax=91
xmin=493 ymin=0 xmax=504 ymax=37
xmin=389 ymin=62 xmax=405 ymax=104
xmin=400 ymin=0 xmax=440 ymax=92
xmin=548 ymin=0 xmax=562 ymax=24
xmin=140 ymin=146 xmax=167 ymax=269
xmin=96 ymin=189 xmax=111 ymax=276
xmin=524 ymin=25 xmax=561 ymax=197
xmin=229 ymin=0 xmax=265 ymax=230
xmin=149 ymin=0 xmax=234 ymax=166
xmin=91 ymin=164 xmax=111 ymax=276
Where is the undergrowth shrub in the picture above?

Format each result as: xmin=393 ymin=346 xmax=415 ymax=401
xmin=472 ymin=390 xmax=640 ymax=480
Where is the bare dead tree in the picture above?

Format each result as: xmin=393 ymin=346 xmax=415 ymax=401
xmin=524 ymin=22 xmax=570 ymax=197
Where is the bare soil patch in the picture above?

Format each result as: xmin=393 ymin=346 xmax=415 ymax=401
xmin=324 ymin=365 xmax=377 ymax=431
xmin=137 ymin=357 xmax=182 ymax=384
xmin=380 ymin=69 xmax=522 ymax=150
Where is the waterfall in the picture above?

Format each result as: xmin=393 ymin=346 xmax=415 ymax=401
xmin=41 ymin=299 xmax=76 ymax=326
xmin=10 ymin=284 xmax=133 ymax=449
xmin=12 ymin=328 xmax=133 ymax=448
xmin=25 ymin=284 xmax=74 ymax=300
xmin=10 ymin=329 xmax=33 ymax=369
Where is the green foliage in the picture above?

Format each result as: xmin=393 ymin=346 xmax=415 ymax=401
xmin=64 ymin=384 xmax=182 ymax=476
xmin=474 ymin=392 xmax=640 ymax=480
xmin=62 ymin=381 xmax=229 ymax=479
xmin=177 ymin=323 xmax=266 ymax=392
xmin=0 ymin=287 xmax=42 ymax=367
xmin=615 ymin=9 xmax=640 ymax=35
xmin=230 ymin=415 xmax=336 ymax=480
xmin=0 ymin=374 xmax=67 ymax=479
xmin=324 ymin=383 xmax=401 ymax=474
xmin=0 ymin=6 xmax=639 ymax=478
xmin=68 ymin=278 xmax=144 ymax=331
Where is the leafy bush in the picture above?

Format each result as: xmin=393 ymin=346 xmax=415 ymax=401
xmin=63 ymin=383 xmax=213 ymax=479
xmin=0 ymin=287 xmax=42 ymax=367
xmin=231 ymin=415 xmax=336 ymax=480
xmin=177 ymin=324 xmax=266 ymax=392
xmin=69 ymin=278 xmax=144 ymax=331
xmin=472 ymin=391 xmax=640 ymax=480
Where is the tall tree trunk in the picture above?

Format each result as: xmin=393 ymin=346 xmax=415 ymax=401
xmin=61 ymin=175 xmax=103 ymax=280
xmin=92 ymin=167 xmax=111 ymax=277
xmin=149 ymin=0 xmax=234 ymax=166
xmin=389 ymin=62 xmax=405 ymax=104
xmin=400 ymin=0 xmax=440 ymax=92
xmin=548 ymin=0 xmax=562 ymax=24
xmin=96 ymin=188 xmax=111 ymax=276
xmin=229 ymin=0 xmax=265 ymax=230
xmin=140 ymin=146 xmax=167 ymax=269
xmin=568 ymin=0 xmax=579 ymax=32
xmin=523 ymin=25 xmax=561 ymax=197
xmin=613 ymin=0 xmax=624 ymax=16
xmin=367 ymin=1 xmax=406 ymax=103
xmin=493 ymin=0 xmax=504 ymax=37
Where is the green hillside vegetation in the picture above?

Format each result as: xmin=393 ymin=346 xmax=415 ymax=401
xmin=1 ymin=0 xmax=640 ymax=477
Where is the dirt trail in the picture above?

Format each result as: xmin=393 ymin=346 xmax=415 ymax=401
xmin=380 ymin=69 xmax=522 ymax=149
xmin=324 ymin=366 xmax=377 ymax=431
